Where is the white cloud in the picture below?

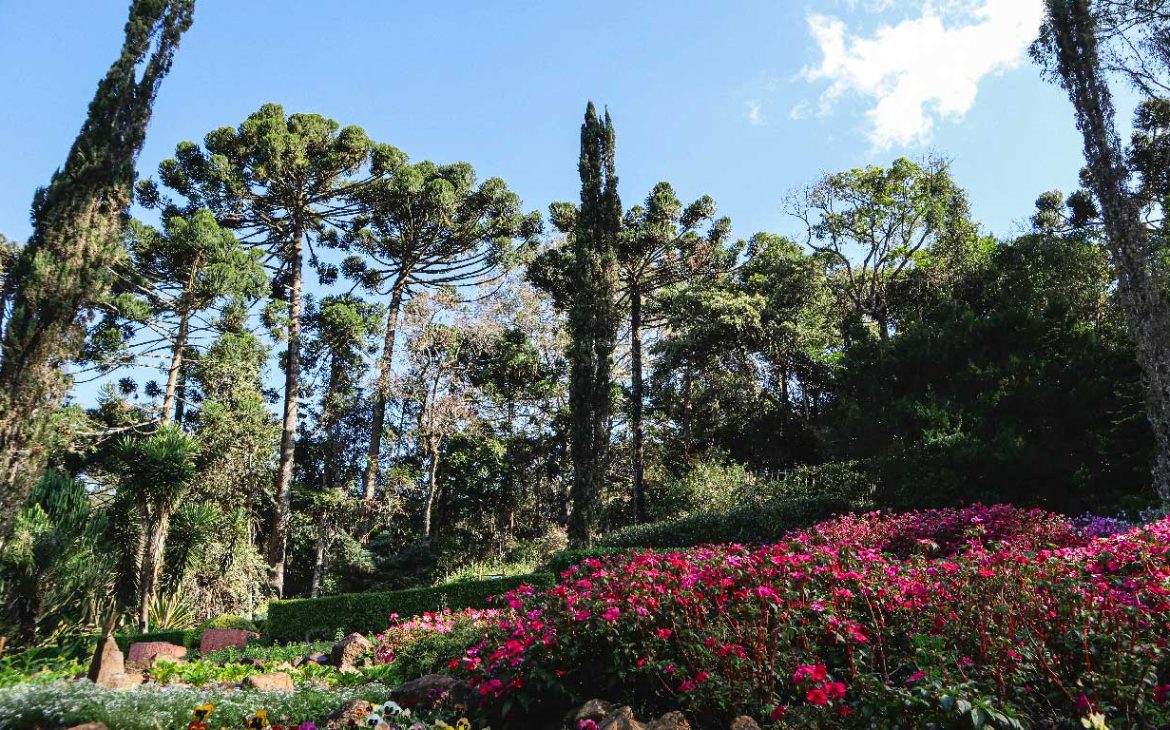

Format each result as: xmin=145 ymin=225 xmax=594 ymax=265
xmin=747 ymin=100 xmax=765 ymax=125
xmin=800 ymin=0 xmax=1044 ymax=149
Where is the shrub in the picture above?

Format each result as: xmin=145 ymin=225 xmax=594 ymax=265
xmin=197 ymin=613 xmax=259 ymax=633
xmin=374 ymin=609 xmax=501 ymax=682
xmin=453 ymin=505 xmax=1170 ymax=728
xmin=543 ymin=547 xmax=640 ymax=576
xmin=266 ymin=573 xmax=555 ymax=644
xmin=113 ymin=628 xmax=199 ymax=653
xmin=600 ymin=495 xmax=863 ymax=549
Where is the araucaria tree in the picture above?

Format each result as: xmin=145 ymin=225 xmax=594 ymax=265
xmin=1037 ymin=0 xmax=1170 ymax=502
xmin=0 ymin=0 xmax=193 ymax=532
xmin=148 ymin=105 xmax=383 ymax=594
xmin=567 ymin=103 xmax=621 ymax=548
xmin=340 ymin=156 xmax=540 ymax=500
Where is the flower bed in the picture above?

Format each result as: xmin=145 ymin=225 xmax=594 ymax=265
xmin=445 ymin=505 xmax=1170 ymax=727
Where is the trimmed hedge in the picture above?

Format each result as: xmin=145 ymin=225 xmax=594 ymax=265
xmin=599 ymin=495 xmax=867 ymax=549
xmin=114 ymin=628 xmax=199 ymax=653
xmin=266 ymin=573 xmax=556 ymax=644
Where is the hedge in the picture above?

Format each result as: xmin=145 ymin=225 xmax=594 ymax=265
xmin=266 ymin=573 xmax=556 ymax=644
xmin=599 ymin=495 xmax=867 ymax=549
xmin=114 ymin=628 xmax=199 ymax=653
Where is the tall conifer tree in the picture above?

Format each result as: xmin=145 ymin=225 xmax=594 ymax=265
xmin=567 ymin=103 xmax=621 ymax=548
xmin=0 ymin=0 xmax=194 ymax=532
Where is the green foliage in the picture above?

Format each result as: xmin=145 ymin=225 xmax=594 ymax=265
xmin=599 ymin=495 xmax=864 ymax=549
xmin=266 ymin=574 xmax=554 ymax=643
xmin=544 ymin=547 xmax=640 ymax=576
xmin=0 ymin=681 xmax=393 ymax=730
xmin=114 ymin=628 xmax=199 ymax=652
xmin=200 ymin=640 xmax=333 ymax=665
xmin=198 ymin=614 xmax=259 ymax=633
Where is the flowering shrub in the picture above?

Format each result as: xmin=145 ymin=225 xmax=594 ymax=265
xmin=374 ymin=609 xmax=500 ymax=682
xmin=448 ymin=505 xmax=1170 ymax=728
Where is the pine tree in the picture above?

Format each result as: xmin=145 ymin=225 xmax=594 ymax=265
xmin=567 ymin=103 xmax=621 ymax=548
xmin=0 ymin=0 xmax=194 ymax=534
xmin=1038 ymin=0 xmax=1170 ymax=502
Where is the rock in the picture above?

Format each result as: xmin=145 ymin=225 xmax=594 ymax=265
xmin=567 ymin=699 xmax=616 ymax=727
xmin=599 ymin=707 xmax=647 ymax=730
xmin=648 ymin=711 xmax=691 ymax=730
xmin=311 ymin=652 xmax=330 ymax=665
xmin=199 ymin=628 xmax=259 ymax=654
xmin=328 ymin=632 xmax=373 ymax=673
xmin=101 ymin=671 xmax=144 ymax=690
xmin=66 ymin=724 xmax=109 ymax=730
xmin=238 ymin=656 xmax=263 ymax=667
xmin=324 ymin=699 xmax=373 ymax=729
xmin=91 ymin=636 xmax=125 ymax=687
xmin=389 ymin=673 xmax=467 ymax=710
xmin=242 ymin=671 xmax=294 ymax=691
xmin=127 ymin=641 xmax=187 ymax=667
xmin=729 ymin=718 xmax=762 ymax=730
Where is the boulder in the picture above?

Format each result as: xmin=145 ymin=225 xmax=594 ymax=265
xmin=325 ymin=699 xmax=373 ymax=729
xmin=648 ymin=711 xmax=691 ymax=730
xmin=199 ymin=628 xmax=259 ymax=654
xmin=389 ymin=672 xmax=467 ymax=710
xmin=100 ymin=670 xmax=144 ymax=690
xmin=567 ymin=699 xmax=616 ymax=727
xmin=311 ymin=652 xmax=330 ymax=665
xmin=91 ymin=636 xmax=125 ymax=687
xmin=599 ymin=707 xmax=647 ymax=730
xmin=328 ymin=632 xmax=373 ymax=673
xmin=729 ymin=718 xmax=762 ymax=730
xmin=242 ymin=671 xmax=294 ymax=691
xmin=127 ymin=641 xmax=187 ymax=667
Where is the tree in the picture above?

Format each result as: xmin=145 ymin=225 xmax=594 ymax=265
xmin=787 ymin=157 xmax=973 ymax=343
xmin=1036 ymin=0 xmax=1170 ymax=501
xmin=89 ymin=210 xmax=266 ymax=425
xmin=340 ymin=157 xmax=540 ymax=499
xmin=0 ymin=0 xmax=194 ymax=532
xmin=566 ymin=103 xmax=621 ymax=548
xmin=115 ymin=425 xmax=198 ymax=632
xmin=147 ymin=104 xmax=384 ymax=594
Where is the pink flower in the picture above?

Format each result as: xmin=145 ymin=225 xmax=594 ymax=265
xmin=656 ymin=628 xmax=673 ymax=640
xmin=601 ymin=606 xmax=620 ymax=622
xmin=806 ymin=688 xmax=829 ymax=705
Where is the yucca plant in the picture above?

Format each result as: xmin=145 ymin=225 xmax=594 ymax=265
xmin=147 ymin=588 xmax=196 ymax=630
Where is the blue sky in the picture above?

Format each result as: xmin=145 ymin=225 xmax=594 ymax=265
xmin=1 ymin=0 xmax=1089 ymax=251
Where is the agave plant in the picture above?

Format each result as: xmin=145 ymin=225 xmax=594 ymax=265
xmin=148 ymin=588 xmax=196 ymax=630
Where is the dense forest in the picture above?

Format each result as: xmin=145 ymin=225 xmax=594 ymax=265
xmin=2 ymin=0 xmax=1170 ymax=655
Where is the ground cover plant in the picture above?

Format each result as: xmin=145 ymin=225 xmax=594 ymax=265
xmin=444 ymin=505 xmax=1170 ymax=728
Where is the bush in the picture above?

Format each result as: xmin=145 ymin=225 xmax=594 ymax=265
xmin=266 ymin=573 xmax=555 ymax=644
xmin=600 ymin=495 xmax=863 ymax=549
xmin=454 ymin=505 xmax=1170 ymax=728
xmin=374 ymin=609 xmax=501 ymax=683
xmin=113 ymin=628 xmax=199 ymax=653
xmin=197 ymin=613 xmax=259 ymax=633
xmin=543 ymin=547 xmax=640 ymax=576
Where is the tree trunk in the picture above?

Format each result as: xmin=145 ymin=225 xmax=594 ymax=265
xmin=309 ymin=532 xmax=327 ymax=598
xmin=160 ymin=309 xmax=191 ymax=426
xmin=362 ymin=283 xmax=406 ymax=500
xmin=422 ymin=440 xmax=440 ymax=540
xmin=267 ymin=231 xmax=305 ymax=596
xmin=137 ymin=507 xmax=170 ymax=632
xmin=681 ymin=364 xmax=694 ymax=454
xmin=1047 ymin=0 xmax=1170 ymax=501
xmin=629 ymin=286 xmax=647 ymax=524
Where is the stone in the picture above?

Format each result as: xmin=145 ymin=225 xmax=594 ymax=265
xmin=91 ymin=636 xmax=125 ymax=687
xmin=199 ymin=628 xmax=259 ymax=654
xmin=242 ymin=671 xmax=294 ymax=691
xmin=324 ymin=699 xmax=373 ymax=730
xmin=66 ymin=724 xmax=109 ymax=730
xmin=311 ymin=652 xmax=330 ymax=664
xmin=101 ymin=671 xmax=144 ymax=690
xmin=328 ymin=632 xmax=373 ymax=673
xmin=729 ymin=717 xmax=762 ymax=730
xmin=389 ymin=673 xmax=465 ymax=710
xmin=599 ymin=706 xmax=647 ymax=730
xmin=647 ymin=711 xmax=691 ymax=730
xmin=238 ymin=656 xmax=263 ymax=667
xmin=127 ymin=641 xmax=187 ymax=667
xmin=567 ymin=699 xmax=616 ymax=727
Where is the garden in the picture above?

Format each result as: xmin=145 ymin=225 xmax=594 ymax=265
xmin=3 ymin=504 xmax=1169 ymax=729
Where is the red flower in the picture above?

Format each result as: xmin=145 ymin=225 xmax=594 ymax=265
xmin=806 ymin=688 xmax=829 ymax=706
